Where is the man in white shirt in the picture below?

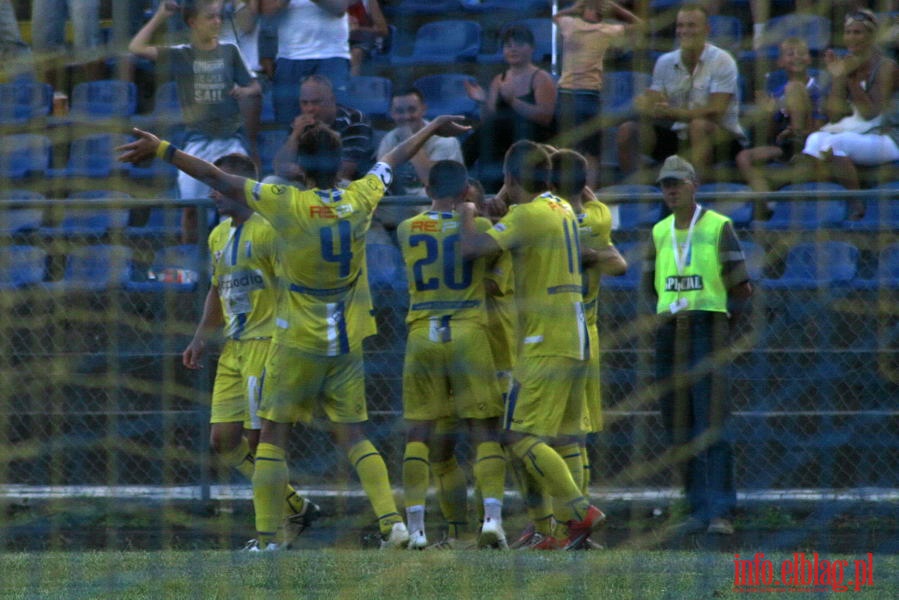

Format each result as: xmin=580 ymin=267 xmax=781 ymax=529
xmin=375 ymin=88 xmax=464 ymax=227
xmin=616 ymin=4 xmax=747 ymax=181
xmin=260 ymin=0 xmax=351 ymax=127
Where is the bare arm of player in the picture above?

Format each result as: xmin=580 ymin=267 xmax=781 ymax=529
xmin=117 ymin=128 xmax=249 ymax=202
xmin=380 ymin=115 xmax=470 ymax=170
xmin=458 ymin=201 xmax=502 ymax=260
xmin=582 ymin=245 xmax=627 ymax=275
xmin=183 ymin=285 xmax=225 ymax=370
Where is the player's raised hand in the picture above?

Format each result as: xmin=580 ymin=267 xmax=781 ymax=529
xmin=430 ymin=114 xmax=471 ymax=137
xmin=116 ymin=128 xmax=162 ymax=164
xmin=457 ymin=201 xmax=479 ymax=221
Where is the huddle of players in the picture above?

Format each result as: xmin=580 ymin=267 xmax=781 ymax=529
xmin=117 ymin=113 xmax=625 ymax=551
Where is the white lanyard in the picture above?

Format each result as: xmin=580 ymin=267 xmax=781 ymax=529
xmin=670 ymin=204 xmax=702 ymax=275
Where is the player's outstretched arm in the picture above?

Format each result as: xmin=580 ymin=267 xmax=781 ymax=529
xmin=117 ymin=128 xmax=248 ymax=202
xmin=380 ymin=115 xmax=470 ymax=170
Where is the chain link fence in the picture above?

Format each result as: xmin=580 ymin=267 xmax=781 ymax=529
xmin=1 ymin=191 xmax=896 ymax=502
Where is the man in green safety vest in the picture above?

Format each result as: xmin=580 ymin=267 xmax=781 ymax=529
xmin=642 ymin=155 xmax=753 ymax=537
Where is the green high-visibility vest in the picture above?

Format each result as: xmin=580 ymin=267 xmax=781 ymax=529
xmin=652 ymin=208 xmax=731 ymax=314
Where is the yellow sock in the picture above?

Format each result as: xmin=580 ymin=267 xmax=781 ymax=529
xmin=251 ymin=442 xmax=287 ymax=543
xmin=402 ymin=441 xmax=430 ymax=508
xmin=473 ymin=441 xmax=506 ymax=507
xmin=580 ymin=443 xmax=591 ymax=497
xmin=553 ymin=442 xmax=584 ymax=492
xmin=219 ymin=437 xmax=255 ymax=481
xmin=510 ymin=436 xmax=588 ymax=524
xmin=431 ymin=456 xmax=468 ymax=537
xmin=506 ymin=446 xmax=553 ymax=528
xmin=348 ymin=439 xmax=401 ymax=535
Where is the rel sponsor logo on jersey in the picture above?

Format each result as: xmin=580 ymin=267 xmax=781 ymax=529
xmin=309 ymin=204 xmax=354 ymax=219
xmin=219 ymin=270 xmax=265 ymax=294
xmin=665 ymin=275 xmax=704 ymax=292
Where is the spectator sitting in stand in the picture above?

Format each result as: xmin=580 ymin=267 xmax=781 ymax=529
xmin=375 ymin=87 xmax=464 ymax=227
xmin=348 ymin=0 xmax=388 ymax=77
xmin=615 ymin=4 xmax=747 ymax=183
xmin=462 ymin=25 xmax=557 ymax=193
xmin=736 ymin=37 xmax=828 ymax=219
xmin=796 ymin=9 xmax=899 ymax=219
xmin=272 ymin=74 xmax=373 ymax=186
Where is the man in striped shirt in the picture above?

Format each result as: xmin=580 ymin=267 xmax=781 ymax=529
xmin=273 ymin=74 xmax=373 ymax=185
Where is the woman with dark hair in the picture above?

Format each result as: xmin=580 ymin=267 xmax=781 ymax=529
xmin=462 ymin=25 xmax=558 ymax=192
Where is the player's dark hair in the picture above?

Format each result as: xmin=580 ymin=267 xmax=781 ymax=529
xmin=504 ymin=140 xmax=550 ymax=195
xmin=213 ymin=153 xmax=257 ymax=179
xmin=550 ymin=149 xmax=588 ymax=198
xmin=501 ymin=25 xmax=535 ymax=48
xmin=296 ymin=122 xmax=342 ymax=188
xmin=428 ymin=160 xmax=469 ymax=199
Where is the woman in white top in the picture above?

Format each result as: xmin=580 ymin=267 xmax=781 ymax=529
xmin=800 ymin=9 xmax=899 ymax=217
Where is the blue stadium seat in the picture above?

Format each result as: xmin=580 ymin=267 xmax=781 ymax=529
xmin=43 ymin=244 xmax=134 ymax=292
xmin=696 ymin=182 xmax=754 ymax=227
xmin=739 ymin=240 xmax=766 ymax=281
xmin=126 ymin=244 xmax=202 ymax=293
xmin=762 ymin=241 xmax=858 ymax=289
xmin=601 ymin=71 xmax=652 ymax=124
xmin=126 ymin=203 xmax=182 ymax=239
xmin=413 ymin=73 xmax=480 ymax=120
xmin=392 ymin=20 xmax=482 ymax=66
xmin=133 ymin=81 xmax=184 ymax=133
xmin=758 ymin=183 xmax=847 ymax=229
xmin=459 ymin=0 xmax=549 ymax=13
xmin=600 ymin=241 xmax=644 ymax=290
xmin=0 ymin=80 xmax=52 ymax=125
xmin=477 ymin=18 xmax=554 ymax=64
xmin=257 ymin=128 xmax=289 ymax=179
xmin=47 ymin=133 xmax=131 ymax=179
xmin=742 ymin=14 xmax=831 ymax=61
xmin=0 ymin=245 xmax=47 ymax=289
xmin=366 ymin=242 xmax=406 ymax=291
xmin=708 ymin=15 xmax=742 ymax=54
xmin=40 ymin=191 xmax=132 ymax=237
xmin=845 ymin=183 xmax=899 ymax=230
xmin=853 ymin=244 xmax=899 ymax=290
xmin=0 ymin=134 xmax=51 ymax=180
xmin=69 ymin=79 xmax=138 ymax=119
xmin=340 ymin=76 xmax=392 ymax=122
xmin=385 ymin=0 xmax=460 ymax=17
xmin=0 ymin=208 xmax=43 ymax=235
xmin=598 ymin=184 xmax=661 ymax=230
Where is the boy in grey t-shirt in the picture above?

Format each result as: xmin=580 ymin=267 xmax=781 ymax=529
xmin=130 ymin=0 xmax=261 ymax=242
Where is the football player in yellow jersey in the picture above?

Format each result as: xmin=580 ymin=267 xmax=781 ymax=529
xmin=117 ymin=115 xmax=471 ymax=551
xmin=182 ymin=153 xmax=319 ymax=548
xmin=396 ymin=161 xmax=507 ymax=550
xmin=458 ymin=140 xmax=606 ymax=550
xmin=548 ymin=149 xmax=628 ymax=548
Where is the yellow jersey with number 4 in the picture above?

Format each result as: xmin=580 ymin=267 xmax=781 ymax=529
xmin=244 ymin=164 xmax=393 ymax=355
